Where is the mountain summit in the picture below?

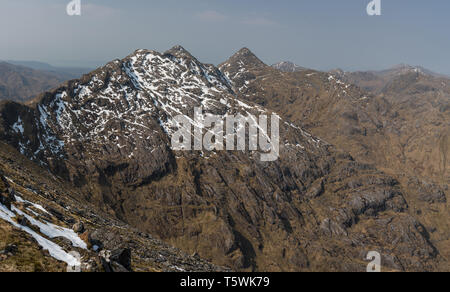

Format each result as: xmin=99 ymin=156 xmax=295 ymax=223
xmin=383 ymin=64 xmax=446 ymax=78
xmin=164 ymin=45 xmax=197 ymax=61
xmin=272 ymin=61 xmax=307 ymax=73
xmin=219 ymin=48 xmax=267 ymax=72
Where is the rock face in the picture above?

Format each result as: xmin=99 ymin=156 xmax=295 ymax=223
xmin=0 ymin=46 xmax=447 ymax=271
xmin=72 ymin=222 xmax=85 ymax=234
xmin=219 ymin=50 xmax=449 ymax=271
xmin=0 ymin=174 xmax=15 ymax=210
xmin=0 ymin=142 xmax=229 ymax=272
xmin=328 ymin=66 xmax=449 ymax=183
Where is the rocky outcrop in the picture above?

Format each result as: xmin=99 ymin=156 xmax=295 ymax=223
xmin=0 ymin=174 xmax=15 ymax=210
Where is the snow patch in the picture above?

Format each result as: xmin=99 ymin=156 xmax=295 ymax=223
xmin=12 ymin=117 xmax=24 ymax=134
xmin=0 ymin=203 xmax=81 ymax=267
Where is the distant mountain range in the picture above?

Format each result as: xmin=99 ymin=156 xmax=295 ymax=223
xmin=329 ymin=64 xmax=449 ymax=94
xmin=5 ymin=60 xmax=92 ymax=79
xmin=271 ymin=61 xmax=308 ymax=72
xmin=0 ymin=61 xmax=92 ymax=102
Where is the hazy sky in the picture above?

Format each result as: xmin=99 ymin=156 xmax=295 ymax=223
xmin=1 ymin=0 xmax=450 ymax=74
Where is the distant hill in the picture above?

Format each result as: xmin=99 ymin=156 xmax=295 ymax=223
xmin=6 ymin=60 xmax=92 ymax=79
xmin=0 ymin=62 xmax=92 ymax=102
xmin=272 ymin=61 xmax=308 ymax=72
xmin=330 ymin=64 xmax=449 ymax=94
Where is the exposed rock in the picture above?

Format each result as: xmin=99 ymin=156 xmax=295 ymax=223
xmin=417 ymin=183 xmax=447 ymax=204
xmin=0 ymin=175 xmax=13 ymax=210
xmin=98 ymin=249 xmax=131 ymax=272
xmin=110 ymin=248 xmax=132 ymax=271
xmin=1 ymin=244 xmax=18 ymax=255
xmin=419 ymin=190 xmax=447 ymax=204
xmin=72 ymin=222 xmax=85 ymax=234
xmin=87 ymin=231 xmax=104 ymax=250
xmin=15 ymin=215 xmax=31 ymax=227
xmin=53 ymin=237 xmax=73 ymax=249
xmin=306 ymin=179 xmax=324 ymax=198
xmin=0 ymin=194 xmax=12 ymax=210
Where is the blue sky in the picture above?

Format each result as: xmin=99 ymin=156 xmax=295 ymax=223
xmin=1 ymin=0 xmax=450 ymax=74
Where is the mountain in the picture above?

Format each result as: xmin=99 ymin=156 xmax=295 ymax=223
xmin=330 ymin=64 xmax=449 ymax=94
xmin=0 ymin=62 xmax=89 ymax=102
xmin=329 ymin=66 xmax=449 ymax=182
xmin=379 ymin=64 xmax=448 ymax=79
xmin=272 ymin=61 xmax=308 ymax=73
xmin=221 ymin=54 xmax=449 ymax=185
xmin=0 ymin=46 xmax=446 ymax=271
xmin=6 ymin=60 xmax=92 ymax=80
xmin=219 ymin=49 xmax=449 ymax=270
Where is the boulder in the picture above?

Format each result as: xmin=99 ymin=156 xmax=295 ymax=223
xmin=7 ymin=188 xmax=17 ymax=202
xmin=72 ymin=222 xmax=85 ymax=234
xmin=99 ymin=249 xmax=132 ymax=272
xmin=110 ymin=248 xmax=132 ymax=271
xmin=419 ymin=189 xmax=447 ymax=204
xmin=3 ymin=244 xmax=18 ymax=255
xmin=0 ymin=193 xmax=12 ymax=210
xmin=0 ymin=177 xmax=13 ymax=210
xmin=15 ymin=215 xmax=31 ymax=227
xmin=88 ymin=230 xmax=104 ymax=250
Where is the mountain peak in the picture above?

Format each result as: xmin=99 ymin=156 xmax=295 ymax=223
xmin=167 ymin=44 xmax=189 ymax=53
xmin=219 ymin=47 xmax=266 ymax=72
xmin=235 ymin=47 xmax=254 ymax=56
xmin=232 ymin=48 xmax=263 ymax=64
xmin=390 ymin=64 xmax=421 ymax=72
xmin=385 ymin=64 xmax=446 ymax=77
xmin=164 ymin=45 xmax=195 ymax=60
xmin=272 ymin=61 xmax=307 ymax=73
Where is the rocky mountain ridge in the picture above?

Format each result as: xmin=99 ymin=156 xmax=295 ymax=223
xmin=221 ymin=51 xmax=449 ymax=270
xmin=0 ymin=46 xmax=447 ymax=271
